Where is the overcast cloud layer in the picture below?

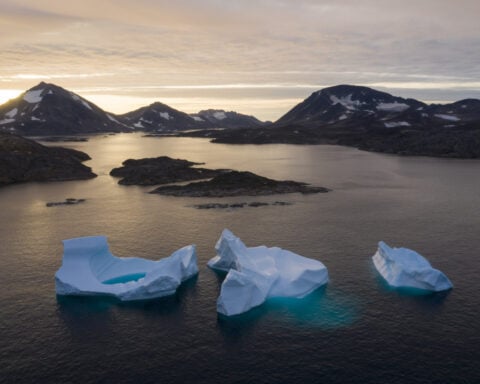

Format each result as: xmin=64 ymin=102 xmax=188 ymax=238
xmin=1 ymin=0 xmax=479 ymax=120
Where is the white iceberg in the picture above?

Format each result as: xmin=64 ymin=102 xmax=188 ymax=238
xmin=372 ymin=241 xmax=453 ymax=292
xmin=55 ymin=236 xmax=198 ymax=301
xmin=208 ymin=229 xmax=329 ymax=316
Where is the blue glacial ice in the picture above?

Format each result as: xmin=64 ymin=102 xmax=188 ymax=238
xmin=55 ymin=236 xmax=198 ymax=301
xmin=372 ymin=241 xmax=453 ymax=292
xmin=208 ymin=229 xmax=329 ymax=316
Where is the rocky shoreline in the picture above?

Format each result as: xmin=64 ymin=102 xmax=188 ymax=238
xmin=150 ymin=170 xmax=329 ymax=197
xmin=0 ymin=133 xmax=96 ymax=186
xmin=110 ymin=156 xmax=224 ymax=185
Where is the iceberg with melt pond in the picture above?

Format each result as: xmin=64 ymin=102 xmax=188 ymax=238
xmin=372 ymin=241 xmax=452 ymax=292
xmin=55 ymin=235 xmax=198 ymax=301
xmin=208 ymin=229 xmax=329 ymax=316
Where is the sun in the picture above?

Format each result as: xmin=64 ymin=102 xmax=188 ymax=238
xmin=0 ymin=89 xmax=22 ymax=105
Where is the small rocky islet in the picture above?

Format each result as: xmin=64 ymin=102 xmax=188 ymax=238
xmin=109 ymin=156 xmax=329 ymax=197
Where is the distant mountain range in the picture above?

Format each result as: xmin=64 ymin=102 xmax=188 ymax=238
xmin=2 ymin=82 xmax=480 ymax=157
xmin=185 ymin=85 xmax=480 ymax=158
xmin=0 ymin=82 xmax=265 ymax=135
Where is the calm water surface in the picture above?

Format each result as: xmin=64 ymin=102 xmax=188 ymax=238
xmin=1 ymin=133 xmax=479 ymax=383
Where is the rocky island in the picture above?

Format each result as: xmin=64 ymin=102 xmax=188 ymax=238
xmin=150 ymin=170 xmax=328 ymax=197
xmin=109 ymin=156 xmax=224 ymax=185
xmin=0 ymin=133 xmax=96 ymax=186
xmin=110 ymin=156 xmax=328 ymax=197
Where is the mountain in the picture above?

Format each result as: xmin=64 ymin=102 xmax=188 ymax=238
xmin=0 ymin=82 xmax=128 ymax=136
xmin=118 ymin=102 xmax=199 ymax=132
xmin=118 ymin=105 xmax=265 ymax=132
xmin=276 ymin=85 xmax=427 ymax=127
xmin=190 ymin=109 xmax=265 ymax=129
xmin=0 ymin=83 xmax=266 ymax=135
xmin=0 ymin=132 xmax=96 ymax=186
xmin=275 ymin=85 xmax=480 ymax=129
xmin=182 ymin=85 xmax=480 ymax=158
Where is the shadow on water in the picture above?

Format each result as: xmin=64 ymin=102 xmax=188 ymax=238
xmin=372 ymin=270 xmax=451 ymax=310
xmin=217 ymin=284 xmax=359 ymax=340
xmin=56 ymin=275 xmax=199 ymax=324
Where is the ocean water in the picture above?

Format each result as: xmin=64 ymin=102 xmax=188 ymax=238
xmin=1 ymin=133 xmax=479 ymax=383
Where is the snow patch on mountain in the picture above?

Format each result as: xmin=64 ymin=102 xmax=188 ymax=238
xmin=435 ymin=114 xmax=460 ymax=122
xmin=329 ymin=94 xmax=362 ymax=110
xmin=5 ymin=108 xmax=18 ymax=118
xmin=384 ymin=121 xmax=411 ymax=128
xmin=0 ymin=118 xmax=15 ymax=125
xmin=376 ymin=102 xmax=410 ymax=112
xmin=23 ymin=89 xmax=44 ymax=104
xmin=159 ymin=112 xmax=171 ymax=120
xmin=70 ymin=93 xmax=93 ymax=111
xmin=107 ymin=114 xmax=120 ymax=123
xmin=213 ymin=111 xmax=227 ymax=120
xmin=193 ymin=116 xmax=204 ymax=122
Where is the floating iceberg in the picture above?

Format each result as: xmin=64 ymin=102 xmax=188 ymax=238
xmin=55 ymin=236 xmax=198 ymax=301
xmin=372 ymin=241 xmax=453 ymax=292
xmin=208 ymin=229 xmax=329 ymax=316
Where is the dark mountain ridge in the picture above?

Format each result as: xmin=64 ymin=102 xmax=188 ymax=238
xmin=0 ymin=82 xmax=128 ymax=136
xmin=0 ymin=82 xmax=265 ymax=135
xmin=182 ymin=85 xmax=480 ymax=158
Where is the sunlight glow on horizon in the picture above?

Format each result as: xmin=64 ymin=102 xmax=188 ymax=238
xmin=1 ymin=79 xmax=479 ymax=121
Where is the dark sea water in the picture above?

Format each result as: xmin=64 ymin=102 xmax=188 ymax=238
xmin=1 ymin=134 xmax=479 ymax=384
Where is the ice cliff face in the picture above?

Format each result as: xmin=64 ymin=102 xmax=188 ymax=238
xmin=208 ymin=229 xmax=329 ymax=316
xmin=55 ymin=236 xmax=198 ymax=301
xmin=372 ymin=241 xmax=453 ymax=292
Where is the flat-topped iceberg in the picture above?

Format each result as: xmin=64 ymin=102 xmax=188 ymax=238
xmin=55 ymin=236 xmax=198 ymax=301
xmin=208 ymin=229 xmax=329 ymax=316
xmin=372 ymin=241 xmax=452 ymax=292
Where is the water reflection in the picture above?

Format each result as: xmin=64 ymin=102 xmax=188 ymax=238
xmin=372 ymin=269 xmax=451 ymax=310
xmin=56 ymin=275 xmax=199 ymax=329
xmin=216 ymin=285 xmax=359 ymax=337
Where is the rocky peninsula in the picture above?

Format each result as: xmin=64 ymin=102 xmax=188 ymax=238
xmin=0 ymin=133 xmax=96 ymax=186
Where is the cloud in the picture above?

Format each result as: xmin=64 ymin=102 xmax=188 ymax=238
xmin=0 ymin=0 xmax=479 ymax=119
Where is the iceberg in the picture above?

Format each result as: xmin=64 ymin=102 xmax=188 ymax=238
xmin=372 ymin=241 xmax=453 ymax=292
xmin=55 ymin=236 xmax=198 ymax=301
xmin=208 ymin=229 xmax=329 ymax=316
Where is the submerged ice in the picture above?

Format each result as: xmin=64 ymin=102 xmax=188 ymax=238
xmin=55 ymin=236 xmax=198 ymax=301
xmin=372 ymin=241 xmax=452 ymax=292
xmin=208 ymin=229 xmax=329 ymax=316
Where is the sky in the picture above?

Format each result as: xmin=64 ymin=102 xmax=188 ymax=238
xmin=1 ymin=0 xmax=479 ymax=121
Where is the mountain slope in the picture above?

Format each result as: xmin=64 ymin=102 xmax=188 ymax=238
xmin=190 ymin=109 xmax=265 ymax=129
xmin=0 ymin=82 xmax=128 ymax=135
xmin=118 ymin=102 xmax=199 ymax=132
